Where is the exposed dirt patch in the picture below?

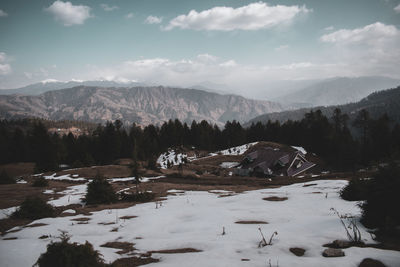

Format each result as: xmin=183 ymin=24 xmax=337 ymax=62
xmin=110 ymin=256 xmax=159 ymax=267
xmin=241 ymin=259 xmax=250 ymax=261
xmin=263 ymin=196 xmax=288 ymax=201
xmin=101 ymin=241 xmax=135 ymax=255
xmin=55 ymin=165 xmax=133 ymax=179
xmin=149 ymin=248 xmax=202 ymax=254
xmin=71 ymin=217 xmax=91 ymax=222
xmin=24 ymin=223 xmax=48 ymax=228
xmin=98 ymin=222 xmax=115 ymax=225
xmin=303 ymin=183 xmax=317 ymax=187
xmin=120 ymin=215 xmax=137 ymax=220
xmin=0 ymin=162 xmax=35 ymax=177
xmin=235 ymin=220 xmax=268 ymax=224
xmin=289 ymin=247 xmax=306 ymax=256
xmin=3 ymin=237 xmax=17 ymax=240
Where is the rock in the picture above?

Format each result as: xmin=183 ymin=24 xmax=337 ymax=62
xmin=358 ymin=258 xmax=386 ymax=267
xmin=289 ymin=247 xmax=305 ymax=256
xmin=322 ymin=248 xmax=345 ymax=257
xmin=332 ymin=239 xmax=352 ymax=248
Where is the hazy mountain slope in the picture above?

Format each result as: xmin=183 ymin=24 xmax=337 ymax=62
xmin=275 ymin=76 xmax=400 ymax=107
xmin=245 ymin=86 xmax=400 ymax=126
xmin=0 ymin=86 xmax=283 ymax=126
xmin=0 ymin=80 xmax=147 ymax=95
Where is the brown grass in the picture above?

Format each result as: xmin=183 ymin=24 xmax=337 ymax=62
xmin=24 ymin=223 xmax=48 ymax=228
xmin=235 ymin=220 xmax=268 ymax=224
xmin=303 ymin=183 xmax=317 ymax=187
xmin=263 ymin=196 xmax=288 ymax=201
xmin=111 ymin=256 xmax=159 ymax=267
xmin=101 ymin=241 xmax=135 ymax=254
xmin=71 ymin=217 xmax=91 ymax=222
xmin=3 ymin=237 xmax=17 ymax=240
xmin=98 ymin=222 xmax=115 ymax=225
xmin=120 ymin=215 xmax=137 ymax=220
xmin=0 ymin=162 xmax=35 ymax=177
xmin=149 ymin=248 xmax=202 ymax=254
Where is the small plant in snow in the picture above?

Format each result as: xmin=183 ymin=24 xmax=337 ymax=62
xmin=258 ymin=228 xmax=278 ymax=247
xmin=330 ymin=208 xmax=362 ymax=243
xmin=222 ymin=226 xmax=226 ymax=235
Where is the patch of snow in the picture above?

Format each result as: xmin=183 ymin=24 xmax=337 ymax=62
xmin=140 ymin=176 xmax=166 ymax=183
xmin=210 ymin=142 xmax=258 ymax=156
xmin=44 ymin=173 xmax=87 ymax=182
xmin=109 ymin=176 xmax=165 ymax=183
xmin=0 ymin=206 xmax=18 ymax=220
xmin=47 ymin=184 xmax=87 ymax=207
xmin=220 ymin=162 xmax=240 ymax=168
xmin=16 ymin=179 xmax=27 ymax=184
xmin=1 ymin=180 xmax=400 ymax=267
xmin=157 ymin=150 xmax=188 ymax=169
xmin=292 ymin=146 xmax=307 ymax=154
xmin=108 ymin=177 xmax=136 ymax=183
xmin=43 ymin=190 xmax=55 ymax=194
xmin=62 ymin=209 xmax=76 ymax=214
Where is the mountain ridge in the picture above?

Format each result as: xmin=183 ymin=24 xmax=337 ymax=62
xmin=0 ymin=86 xmax=283 ymax=126
xmin=245 ymin=86 xmax=400 ymax=127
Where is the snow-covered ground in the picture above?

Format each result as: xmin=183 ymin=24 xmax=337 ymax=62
xmin=0 ymin=206 xmax=18 ymax=220
xmin=210 ymin=142 xmax=258 ymax=156
xmin=43 ymin=173 xmax=87 ymax=182
xmin=220 ymin=162 xmax=240 ymax=168
xmin=157 ymin=150 xmax=188 ymax=169
xmin=1 ymin=180 xmax=399 ymax=266
xmin=292 ymin=146 xmax=307 ymax=154
xmin=108 ymin=175 xmax=166 ymax=183
xmin=47 ymin=184 xmax=87 ymax=207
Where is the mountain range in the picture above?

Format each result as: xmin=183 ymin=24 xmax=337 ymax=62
xmin=0 ymin=86 xmax=282 ymax=126
xmin=273 ymin=76 xmax=400 ymax=108
xmin=246 ymin=86 xmax=400 ymax=126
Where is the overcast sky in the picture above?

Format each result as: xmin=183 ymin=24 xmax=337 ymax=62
xmin=0 ymin=0 xmax=399 ymax=95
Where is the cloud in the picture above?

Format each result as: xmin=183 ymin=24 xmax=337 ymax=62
xmin=145 ymin=15 xmax=162 ymax=24
xmin=100 ymin=4 xmax=118 ymax=12
xmin=0 ymin=52 xmax=11 ymax=75
xmin=320 ymin=22 xmax=400 ymax=80
xmin=0 ymin=9 xmax=8 ymax=17
xmin=164 ymin=2 xmax=311 ymax=31
xmin=275 ymin=44 xmax=289 ymax=51
xmin=324 ymin=26 xmax=334 ymax=31
xmin=125 ymin=13 xmax=134 ymax=19
xmin=395 ymin=4 xmax=400 ymax=13
xmin=45 ymin=1 xmax=92 ymax=26
xmin=320 ymin=22 xmax=398 ymax=45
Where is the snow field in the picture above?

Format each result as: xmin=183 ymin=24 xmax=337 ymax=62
xmin=1 ymin=180 xmax=399 ymax=267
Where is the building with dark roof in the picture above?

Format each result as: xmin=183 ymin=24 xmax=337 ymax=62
xmin=235 ymin=147 xmax=315 ymax=177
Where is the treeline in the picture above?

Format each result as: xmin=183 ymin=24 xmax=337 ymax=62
xmin=0 ymin=108 xmax=399 ymax=172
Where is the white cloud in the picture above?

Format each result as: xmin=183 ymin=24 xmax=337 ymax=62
xmin=0 ymin=9 xmax=8 ymax=17
xmin=45 ymin=1 xmax=92 ymax=26
xmin=196 ymin=53 xmax=218 ymax=63
xmin=125 ymin=13 xmax=134 ymax=19
xmin=319 ymin=22 xmax=400 ymax=80
xmin=0 ymin=52 xmax=11 ymax=75
xmin=145 ymin=15 xmax=162 ymax=24
xmin=395 ymin=4 xmax=400 ymax=13
xmin=324 ymin=26 xmax=334 ymax=31
xmin=100 ymin=4 xmax=118 ymax=12
xmin=320 ymin=22 xmax=398 ymax=45
xmin=275 ymin=44 xmax=289 ymax=51
xmin=164 ymin=2 xmax=311 ymax=31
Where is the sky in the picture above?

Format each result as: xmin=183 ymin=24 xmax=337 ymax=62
xmin=0 ymin=0 xmax=400 ymax=96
